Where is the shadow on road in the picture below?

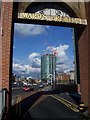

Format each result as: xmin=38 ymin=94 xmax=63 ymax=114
xmin=7 ymin=91 xmax=43 ymax=120
xmin=6 ymin=86 xmax=82 ymax=120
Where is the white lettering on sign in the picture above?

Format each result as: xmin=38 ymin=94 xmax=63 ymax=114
xmin=18 ymin=13 xmax=87 ymax=25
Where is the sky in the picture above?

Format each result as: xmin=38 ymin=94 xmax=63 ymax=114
xmin=13 ymin=23 xmax=74 ymax=79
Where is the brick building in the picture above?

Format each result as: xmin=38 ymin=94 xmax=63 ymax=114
xmin=56 ymin=73 xmax=70 ymax=84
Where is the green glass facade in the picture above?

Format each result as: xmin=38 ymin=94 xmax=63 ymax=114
xmin=41 ymin=54 xmax=56 ymax=83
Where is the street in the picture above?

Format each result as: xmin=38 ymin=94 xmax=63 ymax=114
xmin=11 ymin=84 xmax=52 ymax=105
xmin=11 ymin=85 xmax=86 ymax=120
xmin=12 ymin=84 xmax=52 ymax=97
xmin=21 ymin=93 xmax=85 ymax=120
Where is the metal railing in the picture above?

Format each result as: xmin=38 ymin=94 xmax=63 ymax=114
xmin=0 ymin=88 xmax=7 ymax=120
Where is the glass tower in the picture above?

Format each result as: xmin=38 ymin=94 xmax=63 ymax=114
xmin=41 ymin=54 xmax=56 ymax=84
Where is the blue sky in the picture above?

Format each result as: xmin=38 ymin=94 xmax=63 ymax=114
xmin=13 ymin=23 xmax=74 ymax=79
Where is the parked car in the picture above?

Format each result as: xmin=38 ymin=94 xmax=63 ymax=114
xmin=23 ymin=85 xmax=34 ymax=91
xmin=12 ymin=81 xmax=23 ymax=88
xmin=39 ymin=83 xmax=44 ymax=88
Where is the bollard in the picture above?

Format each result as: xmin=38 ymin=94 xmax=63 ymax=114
xmin=78 ymin=102 xmax=85 ymax=113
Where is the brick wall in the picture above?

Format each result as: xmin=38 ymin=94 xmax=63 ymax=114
xmin=78 ymin=2 xmax=90 ymax=113
xmin=0 ymin=7 xmax=2 ymax=88
xmin=1 ymin=2 xmax=13 ymax=90
xmin=56 ymin=74 xmax=70 ymax=81
xmin=1 ymin=2 xmax=13 ymax=113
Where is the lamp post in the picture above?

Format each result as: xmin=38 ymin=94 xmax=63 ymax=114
xmin=47 ymin=74 xmax=53 ymax=89
xmin=49 ymin=74 xmax=53 ymax=89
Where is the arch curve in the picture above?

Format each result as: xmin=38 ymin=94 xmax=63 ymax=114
xmin=25 ymin=2 xmax=77 ymax=18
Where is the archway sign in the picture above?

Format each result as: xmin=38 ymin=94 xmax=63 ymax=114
xmin=14 ymin=2 xmax=88 ymax=28
xmin=17 ymin=7 xmax=87 ymax=26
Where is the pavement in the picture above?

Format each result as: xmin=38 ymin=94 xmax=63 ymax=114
xmin=21 ymin=93 xmax=85 ymax=120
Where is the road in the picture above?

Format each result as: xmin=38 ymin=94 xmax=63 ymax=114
xmin=12 ymin=84 xmax=52 ymax=97
xmin=11 ymin=85 xmax=86 ymax=120
xmin=21 ymin=93 xmax=85 ymax=120
xmin=11 ymin=84 xmax=52 ymax=105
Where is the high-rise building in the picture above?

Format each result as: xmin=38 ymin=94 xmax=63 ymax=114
xmin=41 ymin=54 xmax=56 ymax=85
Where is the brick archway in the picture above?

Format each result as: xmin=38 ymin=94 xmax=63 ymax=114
xmin=1 ymin=2 xmax=90 ymax=115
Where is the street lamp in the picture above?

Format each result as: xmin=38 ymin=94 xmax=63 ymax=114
xmin=48 ymin=74 xmax=53 ymax=89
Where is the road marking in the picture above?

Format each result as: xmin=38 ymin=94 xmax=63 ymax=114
xmin=54 ymin=94 xmax=78 ymax=108
xmin=50 ymin=95 xmax=79 ymax=113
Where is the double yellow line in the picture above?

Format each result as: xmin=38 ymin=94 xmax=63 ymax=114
xmin=50 ymin=94 xmax=79 ymax=113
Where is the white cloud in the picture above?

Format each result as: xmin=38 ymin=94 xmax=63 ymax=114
xmin=13 ymin=63 xmax=40 ymax=74
xmin=56 ymin=64 xmax=68 ymax=72
xmin=13 ymin=44 xmax=74 ymax=77
xmin=56 ymin=45 xmax=69 ymax=63
xmin=15 ymin=23 xmax=49 ymax=36
xmin=13 ymin=52 xmax=41 ymax=78
xmin=29 ymin=52 xmax=41 ymax=68
xmin=45 ymin=44 xmax=69 ymax=64
xmin=45 ymin=44 xmax=73 ymax=72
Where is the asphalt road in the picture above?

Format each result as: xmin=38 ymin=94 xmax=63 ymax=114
xmin=11 ymin=85 xmax=52 ymax=105
xmin=22 ymin=94 xmax=85 ymax=120
xmin=12 ymin=85 xmax=39 ymax=96
xmin=12 ymin=85 xmax=52 ymax=97
xmin=11 ymin=85 xmax=85 ymax=120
